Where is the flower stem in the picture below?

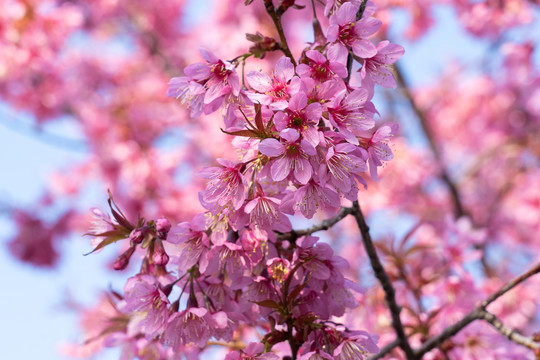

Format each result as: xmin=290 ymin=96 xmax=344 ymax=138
xmin=263 ymin=0 xmax=297 ymax=66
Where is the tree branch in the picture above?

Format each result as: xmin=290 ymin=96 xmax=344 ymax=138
xmin=478 ymin=310 xmax=540 ymax=351
xmin=394 ymin=64 xmax=466 ymax=219
xmin=276 ymin=206 xmax=354 ymax=241
xmin=263 ymin=0 xmax=297 ymax=66
xmin=413 ymin=311 xmax=480 ymax=357
xmin=351 ymin=201 xmax=416 ymax=360
xmin=480 ymin=261 xmax=540 ymax=309
xmin=368 ymin=339 xmax=401 ymax=360
xmin=414 ymin=261 xmax=540 ymax=357
xmin=346 ymin=0 xmax=368 ymax=82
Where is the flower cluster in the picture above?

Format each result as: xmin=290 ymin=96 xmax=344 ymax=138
xmin=83 ymin=0 xmax=404 ymax=359
xmin=169 ymin=14 xmax=403 ymax=230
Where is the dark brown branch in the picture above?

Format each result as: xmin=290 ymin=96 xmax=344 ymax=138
xmin=413 ymin=311 xmax=480 ymax=357
xmin=481 ymin=261 xmax=540 ymax=309
xmin=351 ymin=201 xmax=416 ymax=360
xmin=263 ymin=0 xmax=297 ymax=66
xmin=478 ymin=310 xmax=540 ymax=351
xmin=368 ymin=339 xmax=401 ymax=360
xmin=394 ymin=64 xmax=466 ymax=219
xmin=414 ymin=261 xmax=540 ymax=357
xmin=277 ymin=206 xmax=354 ymax=241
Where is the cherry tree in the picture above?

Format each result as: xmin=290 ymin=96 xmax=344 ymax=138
xmin=2 ymin=0 xmax=540 ymax=359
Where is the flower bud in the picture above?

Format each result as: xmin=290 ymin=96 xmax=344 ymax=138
xmin=152 ymin=238 xmax=169 ymax=266
xmin=130 ymin=227 xmax=147 ymax=244
xmin=246 ymin=32 xmax=279 ymax=59
xmin=113 ymin=245 xmax=136 ymax=270
xmin=155 ymin=217 xmax=171 ymax=235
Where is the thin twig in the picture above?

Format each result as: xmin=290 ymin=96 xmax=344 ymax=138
xmin=263 ymin=0 xmax=297 ymax=66
xmin=351 ymin=201 xmax=416 ymax=360
xmin=481 ymin=261 xmax=540 ymax=309
xmin=414 ymin=261 xmax=540 ymax=357
xmin=346 ymin=0 xmax=368 ymax=82
xmin=276 ymin=206 xmax=354 ymax=241
xmin=413 ymin=311 xmax=480 ymax=358
xmin=368 ymin=339 xmax=401 ymax=360
xmin=394 ymin=64 xmax=466 ymax=219
xmin=478 ymin=310 xmax=540 ymax=351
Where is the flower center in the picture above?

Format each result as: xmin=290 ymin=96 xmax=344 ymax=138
xmin=211 ymin=61 xmax=228 ymax=79
xmin=292 ymin=116 xmax=303 ymax=127
xmin=339 ymin=23 xmax=356 ymax=46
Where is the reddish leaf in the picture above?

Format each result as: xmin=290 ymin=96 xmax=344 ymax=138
xmin=84 ymin=234 xmax=126 ymax=255
xmin=254 ymin=103 xmax=265 ymax=132
xmin=221 ymin=128 xmax=259 ymax=138
xmin=252 ymin=299 xmax=281 ymax=309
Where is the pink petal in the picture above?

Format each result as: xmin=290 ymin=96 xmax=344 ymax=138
xmin=328 ymin=43 xmax=348 ymax=64
xmin=295 ymin=185 xmax=317 ymax=218
xmin=380 ymin=43 xmax=405 ymax=63
xmin=296 ymin=64 xmax=310 ymax=77
xmin=329 ymin=61 xmax=348 ymax=78
xmin=275 ymin=56 xmax=295 ymax=81
xmin=308 ymin=260 xmax=331 ymax=279
xmin=245 ymin=342 xmax=265 ymax=356
xmin=294 ymin=158 xmax=313 ymax=184
xmin=188 ymin=307 xmax=208 ymax=317
xmin=372 ymin=125 xmax=393 ymax=143
xmin=346 ymin=88 xmax=368 ymax=106
xmin=198 ymin=166 xmax=219 ymax=179
xmin=184 ymin=62 xmax=210 ymax=80
xmin=271 ymin=157 xmax=293 ymax=181
xmin=289 ymin=92 xmax=307 ymax=111
xmin=305 ymin=102 xmax=323 ymax=122
xmin=288 ymin=76 xmax=302 ymax=94
xmin=336 ymin=143 xmax=357 ymax=153
xmin=374 ymin=143 xmax=393 ymax=161
xmin=300 ymin=139 xmax=316 ymax=156
xmin=356 ymin=17 xmax=382 ymax=37
xmin=280 ymin=128 xmax=300 ymax=143
xmin=228 ymin=73 xmax=241 ymax=95
xmin=247 ymin=71 xmax=272 ymax=92
xmin=213 ymin=311 xmax=228 ymax=328
xmin=274 ymin=212 xmax=292 ymax=232
xmin=322 ymin=186 xmax=341 ymax=207
xmin=371 ymin=66 xmax=397 ymax=88
xmin=339 ymin=126 xmax=360 ymax=145
xmin=204 ymin=81 xmax=226 ymax=104
xmin=216 ymin=158 xmax=236 ymax=167
xmin=274 ymin=112 xmax=288 ymax=131
xmin=368 ymin=157 xmax=378 ymax=181
xmin=326 ymin=24 xmax=339 ymax=43
xmin=244 ymin=198 xmax=259 ymax=214
xmin=269 ymin=99 xmax=289 ymax=111
xmin=336 ymin=2 xmax=358 ymax=26
xmin=302 ymin=126 xmax=320 ymax=147
xmin=200 ymin=48 xmax=218 ymax=63
xmin=352 ymin=38 xmax=378 ymax=59
xmin=259 ymin=138 xmax=284 ymax=157
xmin=306 ymin=50 xmax=326 ymax=63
